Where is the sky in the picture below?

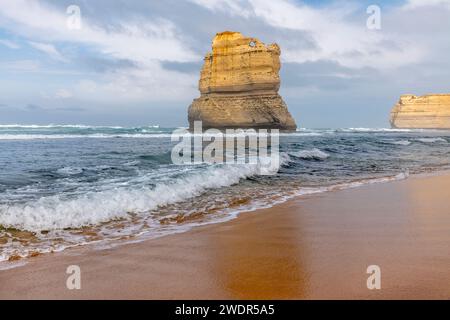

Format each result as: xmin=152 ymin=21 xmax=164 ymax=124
xmin=0 ymin=0 xmax=449 ymax=128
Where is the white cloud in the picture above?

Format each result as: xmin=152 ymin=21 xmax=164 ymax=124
xmin=0 ymin=0 xmax=198 ymax=63
xmin=0 ymin=39 xmax=20 ymax=49
xmin=29 ymin=41 xmax=67 ymax=62
xmin=73 ymin=62 xmax=198 ymax=102
xmin=403 ymin=0 xmax=450 ymax=9
xmin=55 ymin=89 xmax=73 ymax=99
xmin=190 ymin=0 xmax=425 ymax=69
xmin=0 ymin=0 xmax=200 ymax=103
xmin=190 ymin=0 xmax=252 ymax=17
xmin=0 ymin=59 xmax=40 ymax=71
xmin=1 ymin=0 xmax=449 ymax=117
xmin=77 ymin=80 xmax=97 ymax=93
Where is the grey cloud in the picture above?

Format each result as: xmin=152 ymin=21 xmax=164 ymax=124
xmin=80 ymin=57 xmax=137 ymax=73
xmin=43 ymin=0 xmax=317 ymax=56
xmin=281 ymin=60 xmax=378 ymax=91
xmin=56 ymin=106 xmax=86 ymax=112
xmin=4 ymin=0 xmax=449 ymax=128
xmin=25 ymin=104 xmax=43 ymax=110
xmin=161 ymin=61 xmax=202 ymax=74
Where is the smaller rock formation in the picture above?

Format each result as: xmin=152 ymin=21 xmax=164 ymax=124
xmin=188 ymin=31 xmax=297 ymax=131
xmin=390 ymin=94 xmax=450 ymax=129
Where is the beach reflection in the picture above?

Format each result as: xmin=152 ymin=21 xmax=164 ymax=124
xmin=208 ymin=204 xmax=310 ymax=299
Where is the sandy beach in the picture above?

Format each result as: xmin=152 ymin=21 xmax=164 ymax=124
xmin=1 ymin=173 xmax=449 ymax=300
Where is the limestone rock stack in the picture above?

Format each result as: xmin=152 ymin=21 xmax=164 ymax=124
xmin=188 ymin=31 xmax=297 ymax=131
xmin=390 ymin=94 xmax=450 ymax=129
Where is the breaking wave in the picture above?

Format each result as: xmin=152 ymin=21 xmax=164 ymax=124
xmin=2 ymin=125 xmax=450 ymax=264
xmin=288 ymin=148 xmax=330 ymax=160
xmin=0 ymin=162 xmax=274 ymax=232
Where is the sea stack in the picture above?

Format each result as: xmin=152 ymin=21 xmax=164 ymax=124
xmin=390 ymin=94 xmax=450 ymax=129
xmin=188 ymin=31 xmax=297 ymax=131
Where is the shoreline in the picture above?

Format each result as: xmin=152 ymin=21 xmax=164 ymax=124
xmin=1 ymin=171 xmax=449 ymax=299
xmin=0 ymin=168 xmax=435 ymax=265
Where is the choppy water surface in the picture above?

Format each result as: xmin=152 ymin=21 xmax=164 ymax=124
xmin=1 ymin=125 xmax=450 ymax=262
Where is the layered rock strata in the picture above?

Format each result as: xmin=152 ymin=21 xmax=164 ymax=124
xmin=390 ymin=94 xmax=450 ymax=129
xmin=188 ymin=31 xmax=297 ymax=131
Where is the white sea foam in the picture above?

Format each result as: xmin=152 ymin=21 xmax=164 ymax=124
xmin=123 ymin=160 xmax=141 ymax=166
xmin=339 ymin=127 xmax=414 ymax=132
xmin=0 ymin=124 xmax=123 ymax=129
xmin=0 ymin=124 xmax=162 ymax=129
xmin=0 ymin=260 xmax=27 ymax=270
xmin=0 ymin=162 xmax=275 ymax=232
xmin=280 ymin=132 xmax=323 ymax=137
xmin=385 ymin=140 xmax=412 ymax=146
xmin=415 ymin=137 xmax=447 ymax=143
xmin=308 ymin=170 xmax=410 ymax=192
xmin=0 ymin=132 xmax=325 ymax=140
xmin=0 ymin=168 xmax=412 ymax=264
xmin=56 ymin=167 xmax=84 ymax=175
xmin=4 ymin=127 xmax=433 ymax=140
xmin=289 ymin=148 xmax=330 ymax=160
xmin=0 ymin=134 xmax=173 ymax=140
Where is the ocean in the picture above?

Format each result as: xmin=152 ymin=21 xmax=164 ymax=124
xmin=1 ymin=124 xmax=450 ymax=263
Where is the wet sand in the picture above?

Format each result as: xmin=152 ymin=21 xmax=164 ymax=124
xmin=0 ymin=173 xmax=449 ymax=299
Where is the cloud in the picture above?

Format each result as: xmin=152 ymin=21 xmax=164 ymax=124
xmin=0 ymin=39 xmax=20 ymax=49
xmin=281 ymin=60 xmax=374 ymax=91
xmin=0 ymin=60 xmax=40 ymax=71
xmin=25 ymin=103 xmax=43 ymax=110
xmin=0 ymin=0 xmax=200 ymax=102
xmin=190 ymin=0 xmax=425 ymax=69
xmin=56 ymin=106 xmax=85 ymax=112
xmin=403 ymin=0 xmax=450 ymax=9
xmin=73 ymin=62 xmax=198 ymax=102
xmin=79 ymin=57 xmax=137 ymax=73
xmin=55 ymin=89 xmax=73 ymax=99
xmin=1 ymin=0 xmax=449 ymax=127
xmin=28 ymin=41 xmax=68 ymax=62
xmin=0 ymin=0 xmax=198 ymax=63
xmin=161 ymin=61 xmax=203 ymax=74
xmin=190 ymin=0 xmax=253 ymax=17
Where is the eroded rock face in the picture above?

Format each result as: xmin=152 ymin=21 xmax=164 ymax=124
xmin=390 ymin=94 xmax=450 ymax=129
xmin=188 ymin=31 xmax=297 ymax=131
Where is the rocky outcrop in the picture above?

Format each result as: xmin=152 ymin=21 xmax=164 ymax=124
xmin=188 ymin=31 xmax=297 ymax=131
xmin=390 ymin=94 xmax=450 ymax=129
